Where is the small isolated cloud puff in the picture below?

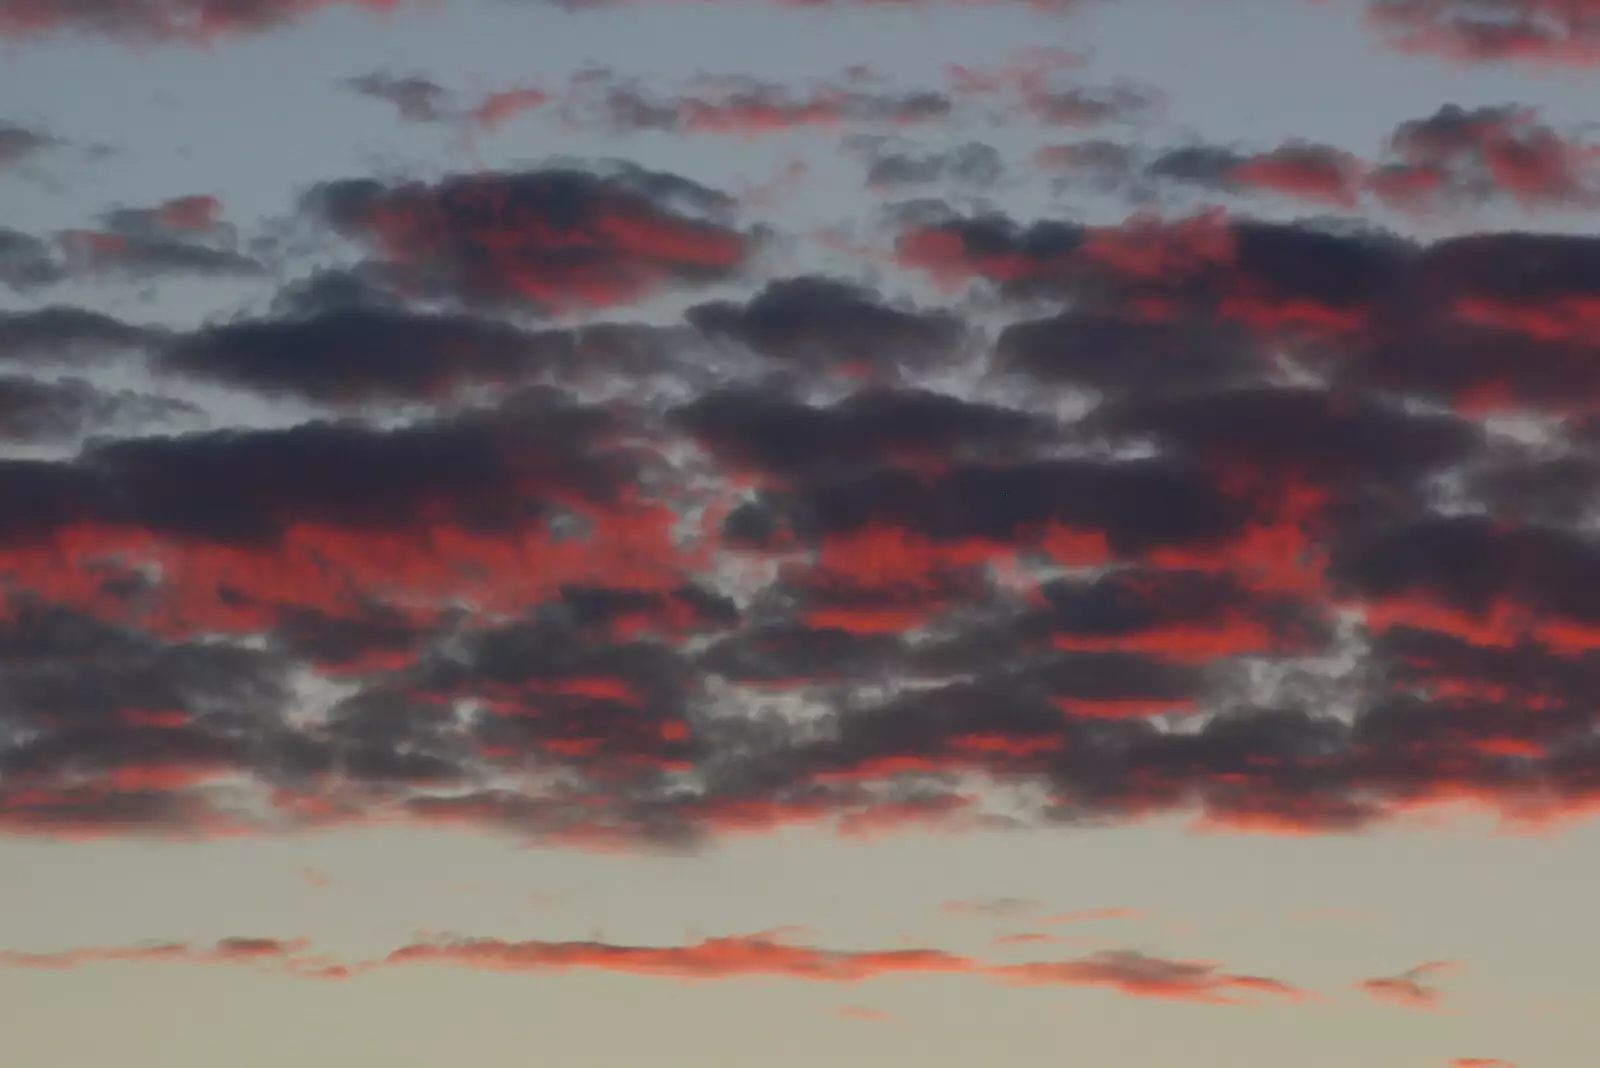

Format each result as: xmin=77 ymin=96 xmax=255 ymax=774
xmin=1357 ymin=961 xmax=1462 ymax=1010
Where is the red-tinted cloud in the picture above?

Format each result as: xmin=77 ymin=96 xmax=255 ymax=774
xmin=1000 ymin=950 xmax=1311 ymax=1005
xmin=54 ymin=194 xmax=260 ymax=280
xmin=1373 ymin=105 xmax=1600 ymax=212
xmin=383 ymin=931 xmax=978 ymax=981
xmin=1365 ymin=0 xmax=1600 ymax=65
xmin=0 ymin=931 xmax=1307 ymax=1007
xmin=309 ymin=167 xmax=748 ymax=311
xmin=17 ymin=160 xmax=1600 ymax=853
xmin=379 ymin=931 xmax=1307 ymax=1003
xmin=0 ymin=937 xmax=309 ymax=969
xmin=1231 ymin=144 xmax=1365 ymax=208
xmin=1129 ymin=105 xmax=1599 ymax=217
xmin=0 ymin=0 xmax=406 ymax=42
xmin=472 ymin=88 xmax=552 ymax=129
xmin=1356 ymin=961 xmax=1461 ymax=1010
xmin=837 ymin=1004 xmax=892 ymax=1021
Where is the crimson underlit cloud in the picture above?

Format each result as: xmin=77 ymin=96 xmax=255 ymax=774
xmin=1051 ymin=103 xmax=1600 ymax=217
xmin=0 ymin=931 xmax=1310 ymax=1005
xmin=1365 ymin=0 xmax=1600 ymax=65
xmin=306 ymin=166 xmax=749 ymax=311
xmin=10 ymin=71 xmax=1600 ymax=853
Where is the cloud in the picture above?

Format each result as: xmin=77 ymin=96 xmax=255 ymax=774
xmin=4 ymin=270 xmax=1600 ymax=845
xmin=0 ymin=306 xmax=163 ymax=360
xmin=0 ymin=229 xmax=65 ymax=291
xmin=58 ymin=195 xmax=263 ymax=280
xmin=343 ymin=73 xmax=550 ymax=130
xmin=307 ymin=166 xmax=749 ymax=311
xmin=1075 ymin=104 xmax=1599 ymax=216
xmin=472 ymin=87 xmax=552 ymax=130
xmin=0 ymin=930 xmax=1306 ymax=1005
xmin=837 ymin=1004 xmax=892 ymax=1020
xmin=16 ymin=138 xmax=1600 ymax=852
xmin=897 ymin=207 xmax=1600 ymax=356
xmin=1373 ymin=104 xmax=1600 ymax=212
xmin=687 ymin=276 xmax=968 ymax=371
xmin=158 ymin=303 xmax=561 ymax=404
xmin=1 ymin=0 xmax=1091 ymax=42
xmin=1356 ymin=961 xmax=1461 ymax=1010
xmin=347 ymin=66 xmax=967 ymax=139
xmin=992 ymin=932 xmax=1076 ymax=946
xmin=390 ymin=55 xmax=1161 ymax=148
xmin=379 ymin=931 xmax=1307 ymax=1003
xmin=1019 ymin=83 xmax=1161 ymax=128
xmin=0 ymin=122 xmax=53 ymax=169
xmin=1228 ymin=144 xmax=1367 ymax=208
xmin=941 ymin=897 xmax=1040 ymax=918
xmin=998 ymin=949 xmax=1311 ymax=1004
xmin=381 ymin=931 xmax=979 ymax=981
xmin=943 ymin=51 xmax=1159 ymax=129
xmin=994 ymin=310 xmax=1259 ymax=396
xmin=570 ymin=72 xmax=953 ymax=138
xmin=1364 ymin=0 xmax=1600 ymax=65
xmin=0 ymin=937 xmax=309 ymax=969
xmin=344 ymin=73 xmax=450 ymax=123
xmin=852 ymin=139 xmax=1006 ymax=191
xmin=0 ymin=0 xmax=408 ymax=43
xmin=673 ymin=385 xmax=1049 ymax=482
xmin=0 ymin=375 xmax=197 ymax=443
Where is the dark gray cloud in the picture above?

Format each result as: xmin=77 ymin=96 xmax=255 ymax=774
xmin=0 ymin=375 xmax=198 ymax=443
xmin=57 ymin=195 xmax=263 ymax=280
xmin=0 ymin=122 xmax=53 ymax=168
xmin=687 ymin=276 xmax=967 ymax=371
xmin=856 ymin=140 xmax=1006 ymax=190
xmin=344 ymin=73 xmax=450 ymax=122
xmin=307 ymin=165 xmax=748 ymax=311
xmin=160 ymin=306 xmax=554 ymax=404
xmin=0 ymin=307 xmax=163 ymax=362
xmin=0 ymin=228 xmax=64 ymax=291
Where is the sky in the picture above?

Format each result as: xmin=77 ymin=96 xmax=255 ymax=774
xmin=2 ymin=1 xmax=1600 ymax=1066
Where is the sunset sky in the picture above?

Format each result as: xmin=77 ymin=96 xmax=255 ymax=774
xmin=2 ymin=2 xmax=1599 ymax=1066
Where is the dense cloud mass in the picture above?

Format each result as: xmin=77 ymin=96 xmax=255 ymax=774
xmin=5 ymin=188 xmax=1600 ymax=850
xmin=1 ymin=3 xmax=1587 ymax=1065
